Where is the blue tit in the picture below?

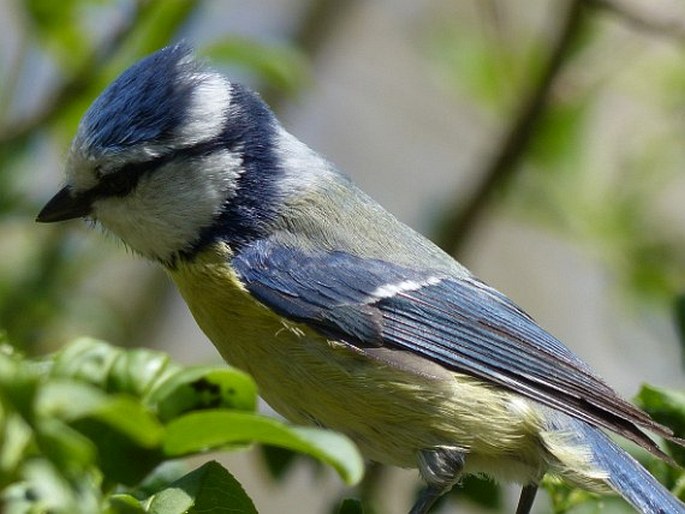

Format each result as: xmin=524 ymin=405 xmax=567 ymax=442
xmin=37 ymin=44 xmax=684 ymax=514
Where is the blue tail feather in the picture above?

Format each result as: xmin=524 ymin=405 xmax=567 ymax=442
xmin=581 ymin=425 xmax=685 ymax=514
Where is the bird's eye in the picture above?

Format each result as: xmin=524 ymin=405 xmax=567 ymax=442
xmin=99 ymin=171 xmax=136 ymax=197
xmin=91 ymin=157 xmax=161 ymax=199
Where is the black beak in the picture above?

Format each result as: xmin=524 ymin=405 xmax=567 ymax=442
xmin=36 ymin=186 xmax=93 ymax=223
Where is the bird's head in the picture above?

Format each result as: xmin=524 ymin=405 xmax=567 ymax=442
xmin=37 ymin=44 xmax=303 ymax=265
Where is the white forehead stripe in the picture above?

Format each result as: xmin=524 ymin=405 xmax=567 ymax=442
xmin=372 ymin=276 xmax=442 ymax=299
xmin=176 ymin=72 xmax=231 ymax=144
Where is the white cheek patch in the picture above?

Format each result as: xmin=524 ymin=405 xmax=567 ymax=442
xmin=176 ymin=73 xmax=232 ymax=144
xmin=93 ymin=148 xmax=243 ymax=262
xmin=372 ymin=276 xmax=443 ymax=299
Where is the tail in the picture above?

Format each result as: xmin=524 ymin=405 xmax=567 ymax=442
xmin=580 ymin=424 xmax=685 ymax=514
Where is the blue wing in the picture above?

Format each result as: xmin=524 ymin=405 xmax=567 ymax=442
xmin=232 ymin=239 xmax=674 ymax=458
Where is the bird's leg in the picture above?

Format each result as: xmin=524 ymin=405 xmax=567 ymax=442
xmin=515 ymin=484 xmax=538 ymax=514
xmin=410 ymin=446 xmax=466 ymax=514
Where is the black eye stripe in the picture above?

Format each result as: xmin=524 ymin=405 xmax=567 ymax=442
xmin=95 ymin=161 xmax=152 ymax=197
xmin=88 ymin=138 xmax=228 ymax=200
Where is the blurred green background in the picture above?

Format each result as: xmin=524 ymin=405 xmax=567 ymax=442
xmin=1 ymin=0 xmax=684 ymax=512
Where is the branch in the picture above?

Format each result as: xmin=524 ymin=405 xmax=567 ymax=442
xmin=0 ymin=1 xmax=151 ymax=147
xmin=262 ymin=0 xmax=360 ymax=109
xmin=432 ymin=0 xmax=588 ymax=257
xmin=588 ymin=0 xmax=685 ymax=43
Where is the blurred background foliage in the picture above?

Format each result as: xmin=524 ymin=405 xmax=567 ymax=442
xmin=0 ymin=0 xmax=684 ymax=513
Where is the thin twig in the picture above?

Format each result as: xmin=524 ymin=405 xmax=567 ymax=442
xmin=262 ymin=0 xmax=360 ymax=109
xmin=0 ymin=19 xmax=30 ymax=121
xmin=587 ymin=0 xmax=685 ymax=43
xmin=432 ymin=0 xmax=587 ymax=257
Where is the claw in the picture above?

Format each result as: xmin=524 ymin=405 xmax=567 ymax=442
xmin=410 ymin=446 xmax=466 ymax=514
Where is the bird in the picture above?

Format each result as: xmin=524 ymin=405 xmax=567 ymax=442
xmin=37 ymin=43 xmax=684 ymax=514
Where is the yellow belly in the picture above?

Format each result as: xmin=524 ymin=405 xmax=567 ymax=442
xmin=169 ymin=244 xmax=551 ymax=482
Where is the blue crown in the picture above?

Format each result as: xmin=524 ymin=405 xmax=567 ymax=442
xmin=78 ymin=43 xmax=200 ymax=151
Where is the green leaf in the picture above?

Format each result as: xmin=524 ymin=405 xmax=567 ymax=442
xmin=128 ymin=0 xmax=201 ymax=58
xmin=107 ymin=347 xmax=178 ymax=399
xmin=51 ymin=338 xmax=122 ymax=388
xmin=34 ymin=417 xmax=97 ymax=475
xmin=0 ymin=412 xmax=32 ymax=486
xmin=38 ymin=378 xmax=165 ymax=485
xmin=146 ymin=461 xmax=257 ymax=514
xmin=635 ymin=385 xmax=685 ymax=434
xmin=0 ymin=354 xmax=36 ymax=485
xmin=0 ymin=349 xmax=41 ymax=423
xmin=424 ymin=26 xmax=540 ymax=114
xmin=50 ymin=338 xmax=186 ymax=400
xmin=336 ymin=498 xmax=365 ymax=514
xmin=134 ymin=461 xmax=190 ymax=499
xmin=635 ymin=384 xmax=685 ymax=465
xmin=528 ymin=99 xmax=589 ymax=172
xmin=163 ymin=410 xmax=364 ymax=485
xmin=14 ymin=458 xmax=101 ymax=514
xmin=106 ymin=494 xmax=147 ymax=514
xmin=79 ymin=395 xmax=164 ymax=448
xmin=203 ymin=38 xmax=310 ymax=94
xmin=38 ymin=379 xmax=110 ymax=420
xmin=147 ymin=366 xmax=257 ymax=422
xmin=69 ymin=396 xmax=165 ymax=485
